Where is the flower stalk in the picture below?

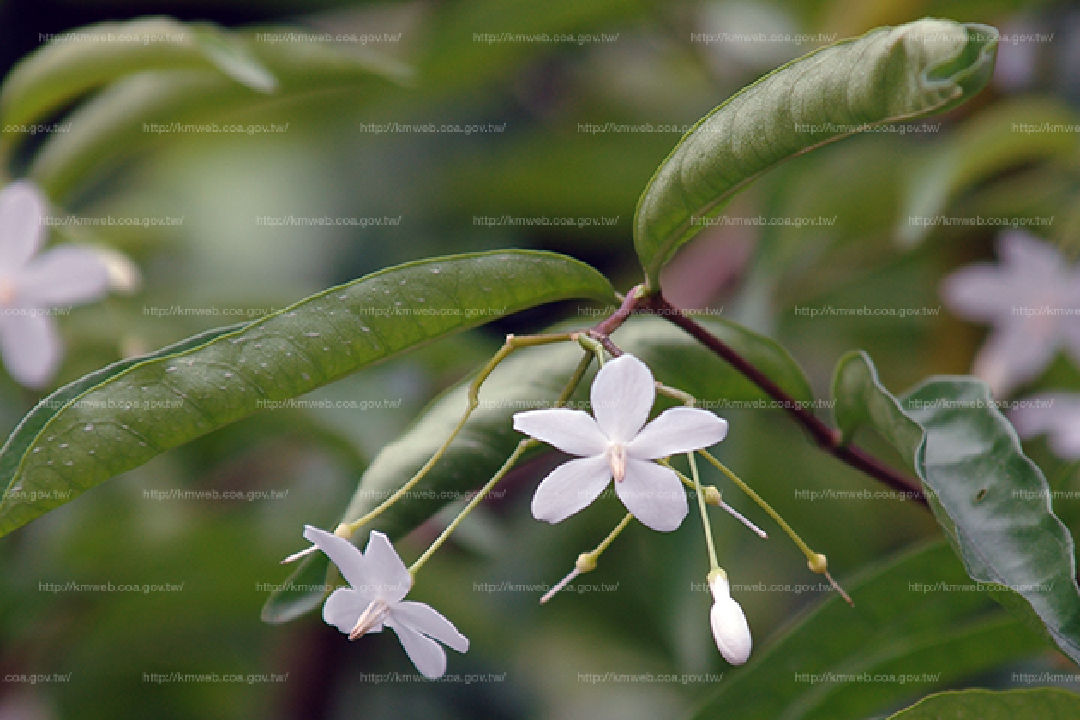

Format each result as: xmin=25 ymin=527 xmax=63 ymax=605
xmin=541 ymin=512 xmax=633 ymax=604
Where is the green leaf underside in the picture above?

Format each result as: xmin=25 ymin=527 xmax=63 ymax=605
xmin=633 ymin=18 xmax=998 ymax=289
xmin=0 ymin=250 xmax=615 ymax=538
xmin=263 ymin=314 xmax=812 ymax=622
xmin=831 ymin=351 xmax=1080 ymax=665
xmin=692 ymin=542 xmax=1048 ymax=720
xmin=887 ymin=688 xmax=1080 ymax=718
xmin=0 ymin=17 xmax=276 ymax=131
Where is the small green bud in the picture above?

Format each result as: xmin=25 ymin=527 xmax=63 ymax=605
xmin=575 ymin=552 xmax=598 ymax=574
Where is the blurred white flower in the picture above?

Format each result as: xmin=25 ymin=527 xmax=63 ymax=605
xmin=304 ymin=526 xmax=469 ymax=679
xmin=941 ymin=231 xmax=1080 ymax=396
xmin=708 ymin=571 xmax=752 ymax=665
xmin=0 ymin=180 xmax=110 ymax=388
xmin=94 ymin=245 xmax=142 ymax=294
xmin=1009 ymin=393 xmax=1080 ymax=460
xmin=513 ymin=354 xmax=728 ymax=532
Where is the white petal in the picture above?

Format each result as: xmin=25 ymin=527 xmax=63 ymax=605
xmin=386 ymin=617 xmax=448 ymax=678
xmin=16 ymin=247 xmax=110 ymax=307
xmin=708 ymin=573 xmax=731 ymax=603
xmin=513 ymin=408 xmax=608 ymax=456
xmin=530 ymin=455 xmax=612 ymax=524
xmin=591 ymin=354 xmax=656 ymax=443
xmin=999 ymin=230 xmax=1067 ymax=279
xmin=973 ymin=323 xmax=1057 ymax=396
xmin=323 ymin=587 xmax=378 ymax=635
xmin=940 ymin=264 xmax=1018 ymax=321
xmin=0 ymin=181 xmax=46 ymax=271
xmin=363 ymin=530 xmax=412 ymax=603
xmin=615 ymin=459 xmax=688 ymax=532
xmin=0 ymin=314 xmax=60 ymax=388
xmin=1048 ymin=423 xmax=1080 ymax=460
xmin=392 ymin=601 xmax=469 ymax=653
xmin=627 ymin=408 xmax=728 ymax=459
xmin=95 ymin=246 xmax=142 ymax=294
xmin=710 ymin=596 xmax=752 ymax=665
xmin=303 ymin=525 xmax=369 ymax=591
xmin=1009 ymin=394 xmax=1080 ymax=460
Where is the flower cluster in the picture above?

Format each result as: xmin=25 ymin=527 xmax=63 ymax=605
xmin=302 ymin=353 xmax=753 ymax=677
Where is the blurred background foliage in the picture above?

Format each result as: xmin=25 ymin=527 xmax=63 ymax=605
xmin=1 ymin=0 xmax=1080 ymax=718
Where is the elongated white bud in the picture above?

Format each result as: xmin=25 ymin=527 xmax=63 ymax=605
xmin=708 ymin=572 xmax=752 ymax=665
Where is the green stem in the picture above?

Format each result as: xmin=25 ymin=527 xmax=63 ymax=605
xmin=699 ymin=448 xmax=815 ymax=562
xmin=575 ymin=333 xmax=607 ymax=367
xmin=339 ymin=332 xmax=575 ymax=537
xmin=541 ymin=512 xmax=633 ymax=604
xmin=408 ymin=349 xmax=595 ymax=574
xmin=660 ymin=458 xmax=715 ymax=500
xmin=689 ymin=451 xmax=720 ymax=571
xmin=655 ymin=382 xmax=696 ymax=407
xmin=593 ymin=512 xmax=633 ymax=557
xmin=410 ymin=439 xmax=535 ymax=574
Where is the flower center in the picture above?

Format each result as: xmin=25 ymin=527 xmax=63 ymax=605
xmin=349 ymin=599 xmax=390 ymax=640
xmin=0 ymin=277 xmax=15 ymax=307
xmin=609 ymin=443 xmax=627 ymax=483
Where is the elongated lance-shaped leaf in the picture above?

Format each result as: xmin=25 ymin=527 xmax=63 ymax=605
xmin=691 ymin=542 xmax=1047 ymax=720
xmin=633 ymin=18 xmax=998 ymax=290
xmin=0 ymin=17 xmax=276 ymax=132
xmin=27 ymin=38 xmax=409 ymax=199
xmin=887 ymin=688 xmax=1080 ymax=719
xmin=0 ymin=250 xmax=615 ymax=538
xmin=831 ymin=350 xmax=1080 ymax=665
xmin=263 ymin=314 xmax=813 ymax=622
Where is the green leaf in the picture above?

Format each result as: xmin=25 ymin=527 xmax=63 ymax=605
xmin=0 ymin=250 xmax=614 ymax=538
xmin=897 ymin=96 xmax=1080 ymax=247
xmin=888 ymin=688 xmax=1080 ymax=718
xmin=633 ymin=18 xmax=998 ymax=290
xmin=831 ymin=351 xmax=1080 ymax=665
xmin=690 ymin=542 xmax=1047 ymax=720
xmin=0 ymin=17 xmax=276 ymax=130
xmin=263 ymin=314 xmax=812 ymax=621
xmin=418 ymin=0 xmax=640 ymax=93
xmin=0 ymin=323 xmax=242 ymax=494
xmin=832 ymin=350 xmax=922 ymax=450
xmin=27 ymin=34 xmax=409 ymax=199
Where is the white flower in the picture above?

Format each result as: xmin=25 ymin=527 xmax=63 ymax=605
xmin=512 ymin=354 xmax=728 ymax=532
xmin=708 ymin=571 xmax=752 ymax=665
xmin=1009 ymin=393 xmax=1080 ymax=460
xmin=0 ymin=180 xmax=109 ymax=388
xmin=941 ymin=231 xmax=1080 ymax=396
xmin=303 ymin=526 xmax=469 ymax=679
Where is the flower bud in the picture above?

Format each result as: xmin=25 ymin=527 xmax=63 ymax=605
xmin=708 ymin=572 xmax=752 ymax=665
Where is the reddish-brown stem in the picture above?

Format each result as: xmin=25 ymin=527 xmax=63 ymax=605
xmin=587 ymin=288 xmax=638 ymax=357
xmin=590 ymin=289 xmax=926 ymax=505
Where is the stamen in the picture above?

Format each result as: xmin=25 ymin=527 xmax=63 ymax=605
xmin=0 ymin=279 xmax=15 ymax=307
xmin=540 ymin=567 xmax=581 ymax=604
xmin=281 ymin=545 xmax=318 ymax=564
xmin=349 ymin=599 xmax=389 ymax=640
xmin=824 ymin=570 xmax=854 ymax=606
xmin=610 ymin=444 xmax=627 ymax=482
xmin=719 ymin=500 xmax=768 ymax=539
